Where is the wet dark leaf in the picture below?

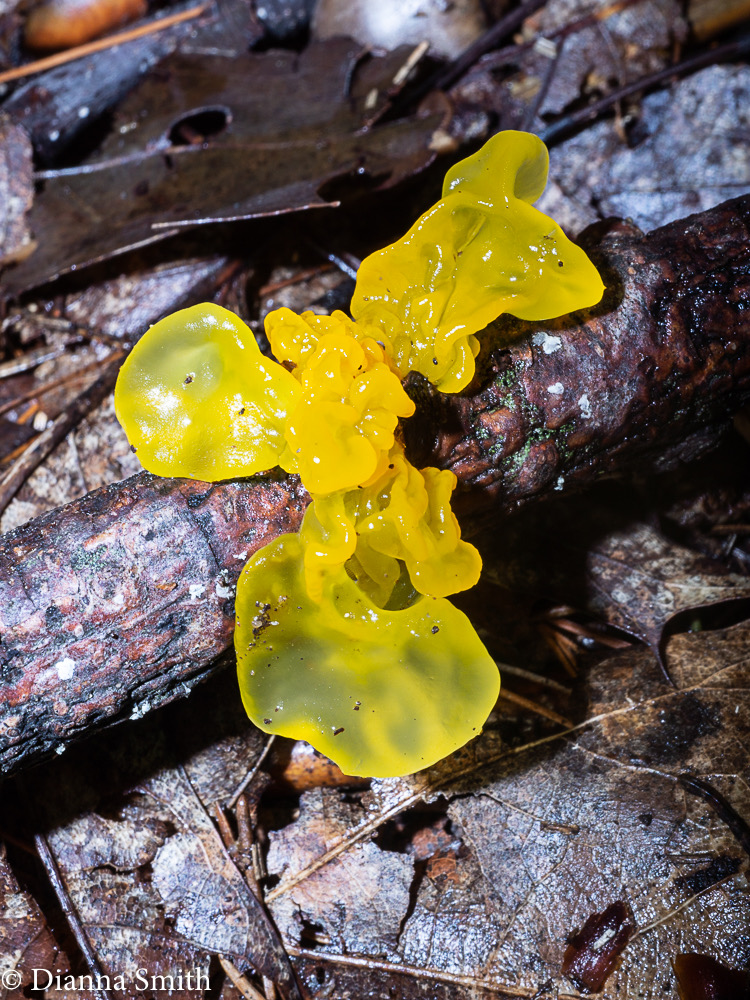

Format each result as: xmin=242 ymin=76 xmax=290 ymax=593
xmin=484 ymin=468 xmax=750 ymax=662
xmin=583 ymin=519 xmax=749 ymax=655
xmin=5 ymin=40 xmax=449 ymax=294
xmin=258 ymin=623 xmax=749 ymax=998
xmin=25 ymin=670 xmax=301 ymax=999
xmin=0 ymin=847 xmax=96 ymax=1000
xmin=561 ymin=900 xmax=633 ymax=993
xmin=673 ymin=953 xmax=750 ymax=1000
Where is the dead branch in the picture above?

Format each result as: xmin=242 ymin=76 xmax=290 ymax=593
xmin=415 ymin=195 xmax=750 ymax=515
xmin=1 ymin=195 xmax=749 ymax=776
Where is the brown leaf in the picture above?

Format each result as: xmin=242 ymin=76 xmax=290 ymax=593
xmin=28 ymin=671 xmax=302 ymax=999
xmin=259 ymin=625 xmax=749 ymax=998
xmin=483 ymin=479 xmax=750 ymax=663
xmin=267 ymin=787 xmax=415 ymax=955
xmin=5 ymin=40 xmax=450 ymax=294
xmin=583 ymin=519 xmax=749 ymax=654
xmin=0 ymin=845 xmax=96 ymax=999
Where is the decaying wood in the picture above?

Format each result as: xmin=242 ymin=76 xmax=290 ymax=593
xmin=1 ymin=195 xmax=750 ymax=776
xmin=0 ymin=475 xmax=307 ymax=774
xmin=415 ymin=195 xmax=750 ymax=514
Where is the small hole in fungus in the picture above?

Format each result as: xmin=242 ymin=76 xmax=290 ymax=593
xmin=333 ymin=727 xmax=345 ymax=736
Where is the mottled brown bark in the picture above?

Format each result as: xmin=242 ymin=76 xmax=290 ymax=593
xmin=2 ymin=196 xmax=750 ymax=776
xmin=0 ymin=474 xmax=307 ymax=774
xmin=410 ymin=194 xmax=750 ymax=516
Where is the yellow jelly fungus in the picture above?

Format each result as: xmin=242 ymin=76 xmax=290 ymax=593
xmin=266 ymin=308 xmax=414 ymax=493
xmin=300 ymin=443 xmax=481 ymax=607
xmin=351 ymin=129 xmax=605 ymax=392
xmin=235 ymin=531 xmax=499 ymax=777
xmin=114 ymin=130 xmax=605 ymax=777
xmin=114 ymin=303 xmax=299 ymax=481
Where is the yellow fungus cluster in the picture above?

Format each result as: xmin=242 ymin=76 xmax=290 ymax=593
xmin=114 ymin=130 xmax=604 ymax=777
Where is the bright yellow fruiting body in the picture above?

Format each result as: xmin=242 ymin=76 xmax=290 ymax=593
xmin=302 ymin=442 xmax=482 ymax=608
xmin=114 ymin=303 xmax=299 ymax=481
xmin=351 ymin=130 xmax=605 ymax=391
xmin=114 ymin=130 xmax=605 ymax=777
xmin=235 ymin=531 xmax=498 ymax=778
xmin=265 ymin=308 xmax=415 ymax=494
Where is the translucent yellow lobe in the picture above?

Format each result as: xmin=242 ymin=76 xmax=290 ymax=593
xmin=351 ymin=130 xmax=605 ymax=392
xmin=235 ymin=532 xmax=499 ymax=778
xmin=114 ymin=303 xmax=299 ymax=480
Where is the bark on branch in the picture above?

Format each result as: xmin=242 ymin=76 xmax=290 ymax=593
xmin=2 ymin=196 xmax=750 ymax=776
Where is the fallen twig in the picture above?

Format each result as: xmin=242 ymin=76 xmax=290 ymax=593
xmin=0 ymin=3 xmax=208 ymax=86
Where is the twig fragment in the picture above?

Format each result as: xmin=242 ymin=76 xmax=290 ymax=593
xmin=0 ymin=355 xmax=121 ymax=517
xmin=0 ymin=3 xmax=208 ymax=85
xmin=498 ymin=688 xmax=572 ymax=728
xmin=35 ymin=832 xmax=114 ymax=1000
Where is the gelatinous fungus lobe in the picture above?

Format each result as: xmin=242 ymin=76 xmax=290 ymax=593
xmin=114 ymin=303 xmax=299 ymax=481
xmin=351 ymin=130 xmax=604 ymax=392
xmin=234 ymin=532 xmax=498 ymax=778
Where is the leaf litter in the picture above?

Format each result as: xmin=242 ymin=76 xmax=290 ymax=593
xmin=0 ymin=0 xmax=749 ymax=996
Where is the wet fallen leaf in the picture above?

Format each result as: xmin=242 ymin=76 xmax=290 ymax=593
xmin=0 ymin=846 xmax=95 ymax=999
xmin=268 ymin=787 xmax=415 ymax=955
xmin=4 ymin=39 xmax=449 ymax=294
xmin=482 ymin=463 xmax=750 ymax=664
xmin=23 ymin=671 xmax=301 ymax=999
xmin=264 ymin=623 xmax=749 ymax=998
xmin=583 ymin=519 xmax=749 ymax=656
